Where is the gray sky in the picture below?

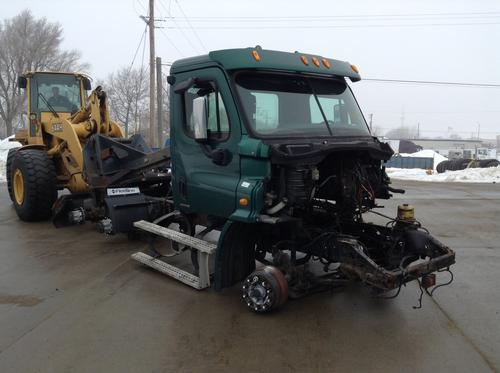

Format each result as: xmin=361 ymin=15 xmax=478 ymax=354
xmin=3 ymin=0 xmax=499 ymax=138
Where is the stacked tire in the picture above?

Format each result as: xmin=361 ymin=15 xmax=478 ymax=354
xmin=479 ymin=159 xmax=500 ymax=168
xmin=6 ymin=149 xmax=57 ymax=221
xmin=436 ymin=158 xmax=499 ymax=174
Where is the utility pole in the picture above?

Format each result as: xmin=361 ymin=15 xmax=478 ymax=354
xmin=156 ymin=57 xmax=163 ymax=146
xmin=477 ymin=122 xmax=480 ymax=140
xmin=148 ymin=0 xmax=156 ymax=147
xmin=417 ymin=123 xmax=420 ymax=139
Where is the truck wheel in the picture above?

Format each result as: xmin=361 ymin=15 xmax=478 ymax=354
xmin=242 ymin=266 xmax=288 ymax=313
xmin=6 ymin=148 xmax=19 ymax=201
xmin=11 ymin=150 xmax=57 ymax=221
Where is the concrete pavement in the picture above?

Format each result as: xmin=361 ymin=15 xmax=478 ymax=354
xmin=0 ymin=181 xmax=498 ymax=372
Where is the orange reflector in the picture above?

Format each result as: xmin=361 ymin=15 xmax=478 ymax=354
xmin=312 ymin=57 xmax=320 ymax=67
xmin=322 ymin=58 xmax=331 ymax=68
xmin=351 ymin=64 xmax=359 ymax=73
xmin=239 ymin=198 xmax=249 ymax=206
xmin=252 ymin=50 xmax=261 ymax=61
xmin=300 ymin=56 xmax=309 ymax=65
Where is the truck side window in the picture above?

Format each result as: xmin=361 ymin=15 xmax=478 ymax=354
xmin=184 ymin=85 xmax=230 ymax=141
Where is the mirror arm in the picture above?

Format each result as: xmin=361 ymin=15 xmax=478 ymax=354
xmin=198 ymin=143 xmax=231 ymax=166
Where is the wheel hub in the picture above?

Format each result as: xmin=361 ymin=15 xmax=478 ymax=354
xmin=242 ymin=266 xmax=288 ymax=312
xmin=13 ymin=169 xmax=24 ymax=205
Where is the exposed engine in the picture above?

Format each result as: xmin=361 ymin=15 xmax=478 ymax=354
xmin=242 ymin=142 xmax=455 ymax=312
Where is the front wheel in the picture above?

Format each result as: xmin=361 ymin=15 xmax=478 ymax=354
xmin=11 ymin=149 xmax=57 ymax=221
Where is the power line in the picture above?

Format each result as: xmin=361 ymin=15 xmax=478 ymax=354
xmin=127 ymin=25 xmax=148 ymax=72
xmin=376 ymin=127 xmax=499 ymax=134
xmin=133 ymin=0 xmax=147 ymax=13
xmin=164 ymin=21 xmax=500 ymax=29
xmin=173 ymin=0 xmax=208 ymax=52
xmin=157 ymin=0 xmax=202 ymax=54
xmin=139 ymin=23 xmax=148 ymax=75
xmin=181 ymin=11 xmax=500 ymax=19
xmin=173 ymin=15 xmax=500 ymax=23
xmin=157 ymin=27 xmax=185 ymax=57
xmin=362 ymin=78 xmax=500 ymax=88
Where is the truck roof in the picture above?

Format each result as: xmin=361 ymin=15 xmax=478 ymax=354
xmin=170 ymin=47 xmax=361 ymax=82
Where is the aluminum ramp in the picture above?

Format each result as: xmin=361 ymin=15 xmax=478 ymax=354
xmin=131 ymin=220 xmax=217 ymax=290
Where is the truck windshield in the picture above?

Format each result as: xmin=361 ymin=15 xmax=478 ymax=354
xmin=234 ymin=72 xmax=370 ymax=138
xmin=30 ymin=73 xmax=81 ymax=114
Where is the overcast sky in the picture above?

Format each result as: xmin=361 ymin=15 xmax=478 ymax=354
xmin=3 ymin=0 xmax=499 ymax=138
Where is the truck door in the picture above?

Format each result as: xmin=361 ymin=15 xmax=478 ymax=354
xmin=171 ymin=67 xmax=241 ymax=218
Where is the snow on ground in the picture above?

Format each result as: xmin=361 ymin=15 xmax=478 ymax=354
xmin=0 ymin=136 xmax=21 ymax=182
xmin=388 ymin=148 xmax=500 ymax=183
xmin=387 ymin=166 xmax=500 ymax=183
xmin=0 ymin=162 xmax=6 ymax=182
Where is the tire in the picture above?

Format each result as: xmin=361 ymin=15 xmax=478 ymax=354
xmin=436 ymin=160 xmax=447 ymax=173
xmin=479 ymin=159 xmax=499 ymax=168
xmin=11 ymin=149 xmax=57 ymax=221
xmin=6 ymin=148 xmax=19 ymax=201
xmin=451 ymin=158 xmax=468 ymax=171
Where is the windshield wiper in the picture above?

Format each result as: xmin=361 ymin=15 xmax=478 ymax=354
xmin=38 ymin=93 xmax=59 ymax=118
xmin=307 ymin=78 xmax=333 ymax=136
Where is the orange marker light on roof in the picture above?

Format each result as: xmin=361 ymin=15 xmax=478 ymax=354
xmin=312 ymin=57 xmax=320 ymax=67
xmin=252 ymin=50 xmax=261 ymax=61
xmin=239 ymin=197 xmax=249 ymax=206
xmin=322 ymin=58 xmax=331 ymax=68
xmin=300 ymin=56 xmax=309 ymax=65
xmin=351 ymin=64 xmax=359 ymax=73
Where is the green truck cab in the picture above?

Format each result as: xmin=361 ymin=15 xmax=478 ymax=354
xmin=169 ymin=47 xmax=366 ymax=221
xmin=158 ymin=47 xmax=455 ymax=311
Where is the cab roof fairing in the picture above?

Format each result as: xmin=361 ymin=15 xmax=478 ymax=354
xmin=170 ymin=47 xmax=361 ymax=82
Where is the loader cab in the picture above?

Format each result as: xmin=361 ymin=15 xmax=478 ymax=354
xmin=18 ymin=72 xmax=91 ymax=139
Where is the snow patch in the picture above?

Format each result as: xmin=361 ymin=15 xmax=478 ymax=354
xmin=0 ymin=136 xmax=22 ymax=183
xmin=387 ymin=166 xmax=500 ymax=183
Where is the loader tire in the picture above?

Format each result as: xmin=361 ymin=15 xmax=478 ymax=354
xmin=6 ymin=148 xmax=19 ymax=201
xmin=11 ymin=149 xmax=57 ymax=221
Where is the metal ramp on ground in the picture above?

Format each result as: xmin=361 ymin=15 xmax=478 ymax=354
xmin=131 ymin=220 xmax=217 ymax=290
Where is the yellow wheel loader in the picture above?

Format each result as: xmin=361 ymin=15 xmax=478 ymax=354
xmin=7 ymin=71 xmax=170 ymax=228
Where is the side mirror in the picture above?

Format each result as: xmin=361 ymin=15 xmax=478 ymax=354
xmin=82 ymin=77 xmax=92 ymax=90
xmin=18 ymin=76 xmax=27 ymax=89
xmin=192 ymin=96 xmax=208 ymax=142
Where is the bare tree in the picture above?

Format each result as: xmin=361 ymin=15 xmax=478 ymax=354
xmin=0 ymin=10 xmax=88 ymax=136
xmin=105 ymin=67 xmax=149 ymax=136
